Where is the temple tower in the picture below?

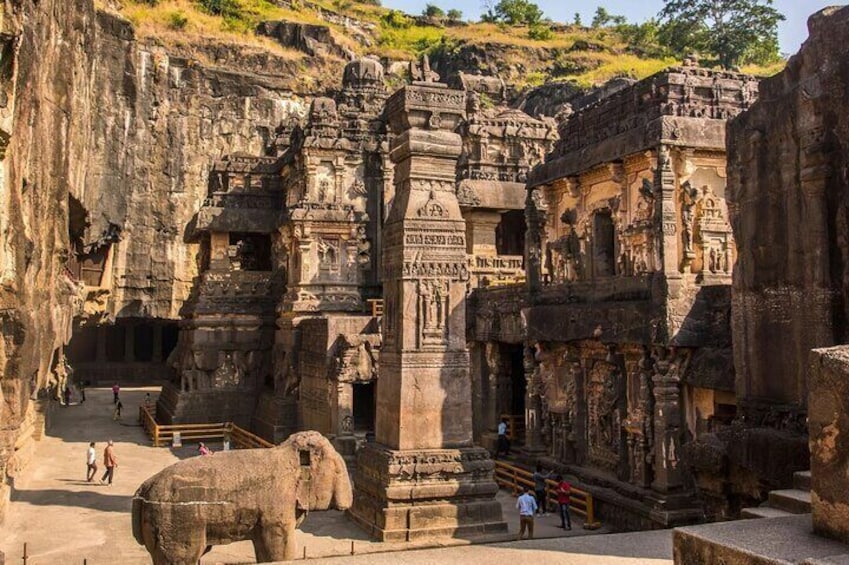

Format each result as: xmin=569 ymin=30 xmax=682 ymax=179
xmin=349 ymin=78 xmax=506 ymax=540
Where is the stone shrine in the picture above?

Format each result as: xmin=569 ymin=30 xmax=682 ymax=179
xmin=468 ymin=63 xmax=761 ymax=528
xmin=348 ymin=79 xmax=506 ymax=540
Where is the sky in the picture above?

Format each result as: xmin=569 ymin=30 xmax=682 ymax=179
xmin=381 ymin=0 xmax=835 ymax=55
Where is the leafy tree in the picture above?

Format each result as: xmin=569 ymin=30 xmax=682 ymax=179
xmin=423 ymin=4 xmax=445 ymax=19
xmin=573 ymin=12 xmax=582 ymax=26
xmin=658 ymin=0 xmax=784 ymax=69
xmin=591 ymin=7 xmax=625 ymax=27
xmin=447 ymin=8 xmax=463 ymax=21
xmin=492 ymin=0 xmax=544 ymax=26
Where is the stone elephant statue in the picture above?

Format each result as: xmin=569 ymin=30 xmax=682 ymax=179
xmin=132 ymin=431 xmax=352 ymax=564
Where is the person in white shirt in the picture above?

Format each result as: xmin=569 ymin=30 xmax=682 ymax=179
xmin=516 ymin=486 xmax=538 ymax=540
xmin=86 ymin=442 xmax=97 ymax=482
xmin=496 ymin=418 xmax=510 ymax=459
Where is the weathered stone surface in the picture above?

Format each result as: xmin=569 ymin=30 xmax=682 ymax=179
xmin=809 ymin=346 xmax=849 ymax=544
xmin=673 ymin=514 xmax=849 ymax=565
xmin=132 ymin=431 xmax=352 ymax=564
xmin=727 ymin=5 xmax=849 ymax=417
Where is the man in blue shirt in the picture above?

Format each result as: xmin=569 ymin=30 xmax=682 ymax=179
xmin=516 ymin=486 xmax=538 ymax=540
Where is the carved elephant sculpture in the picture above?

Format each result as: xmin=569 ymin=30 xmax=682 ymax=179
xmin=132 ymin=431 xmax=352 ymax=564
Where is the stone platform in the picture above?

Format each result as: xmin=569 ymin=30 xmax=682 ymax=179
xmin=673 ymin=515 xmax=849 ymax=564
xmin=350 ymin=444 xmax=507 ymax=541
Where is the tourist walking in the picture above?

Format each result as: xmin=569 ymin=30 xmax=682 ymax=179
xmin=532 ymin=464 xmax=552 ymax=515
xmin=496 ymin=417 xmax=510 ymax=459
xmin=556 ymin=474 xmax=572 ymax=530
xmin=86 ymin=442 xmax=97 ymax=482
xmin=516 ymin=486 xmax=538 ymax=540
xmin=111 ymin=382 xmax=120 ymax=404
xmin=79 ymin=381 xmax=86 ymax=403
xmin=101 ymin=440 xmax=117 ymax=485
xmin=113 ymin=400 xmax=123 ymax=421
xmin=63 ymin=386 xmax=71 ymax=406
xmin=144 ymin=392 xmax=152 ymax=411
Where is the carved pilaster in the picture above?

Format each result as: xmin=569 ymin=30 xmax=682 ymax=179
xmin=651 ymin=351 xmax=684 ymax=493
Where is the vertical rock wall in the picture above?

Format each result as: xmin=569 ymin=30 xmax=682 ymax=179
xmin=727 ymin=5 xmax=849 ymax=416
xmin=0 ymin=0 xmax=316 ymax=521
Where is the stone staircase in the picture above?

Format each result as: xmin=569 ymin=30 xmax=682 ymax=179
xmin=741 ymin=470 xmax=811 ymax=519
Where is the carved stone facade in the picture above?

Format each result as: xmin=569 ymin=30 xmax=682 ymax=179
xmin=467 ymin=65 xmax=755 ymax=529
xmin=159 ymin=58 xmax=549 ymax=456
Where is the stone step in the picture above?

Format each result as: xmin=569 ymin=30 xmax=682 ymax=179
xmin=794 ymin=470 xmax=812 ymax=491
xmin=741 ymin=506 xmax=796 ymax=519
xmin=768 ymin=489 xmax=812 ymax=514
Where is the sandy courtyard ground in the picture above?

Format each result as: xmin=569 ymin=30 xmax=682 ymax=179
xmin=0 ymin=386 xmax=673 ymax=564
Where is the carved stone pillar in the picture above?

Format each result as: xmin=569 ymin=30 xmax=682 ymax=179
xmin=124 ymin=323 xmax=135 ymax=363
xmin=349 ymin=80 xmax=506 ymax=541
xmin=96 ymin=326 xmax=107 ymax=363
xmin=524 ymin=343 xmax=545 ymax=452
xmin=152 ymin=324 xmax=163 ymax=363
xmin=525 ymin=186 xmax=547 ymax=294
xmin=657 ymin=145 xmax=680 ymax=278
xmin=484 ymin=342 xmax=501 ymax=432
xmin=651 ymin=354 xmax=684 ymax=493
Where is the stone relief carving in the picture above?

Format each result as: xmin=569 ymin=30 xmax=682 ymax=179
xmin=587 ymin=360 xmax=621 ymax=471
xmin=418 ymin=279 xmax=449 ymax=346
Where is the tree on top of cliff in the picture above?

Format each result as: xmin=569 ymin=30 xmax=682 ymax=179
xmin=481 ymin=0 xmax=545 ymax=26
xmin=658 ymin=0 xmax=784 ymax=69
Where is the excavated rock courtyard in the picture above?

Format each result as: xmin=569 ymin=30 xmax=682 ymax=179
xmin=0 ymin=387 xmax=670 ymax=565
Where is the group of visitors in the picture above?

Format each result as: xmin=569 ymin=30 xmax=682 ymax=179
xmin=86 ymin=440 xmax=118 ymax=486
xmin=517 ymin=467 xmax=573 ymax=540
xmin=61 ymin=381 xmax=86 ymax=406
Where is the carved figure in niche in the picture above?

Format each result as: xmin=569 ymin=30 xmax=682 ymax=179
xmin=419 ymin=279 xmax=448 ymax=343
xmin=587 ymin=362 xmax=621 ymax=469
xmin=213 ymin=352 xmax=242 ymax=388
xmin=680 ymin=182 xmax=699 ymax=255
xmin=132 ymin=431 xmax=352 ymax=564
xmin=317 ymin=238 xmax=338 ymax=271
xmin=318 ymin=178 xmax=334 ymax=203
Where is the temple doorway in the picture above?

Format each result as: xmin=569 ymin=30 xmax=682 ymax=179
xmin=352 ymin=381 xmax=376 ymax=432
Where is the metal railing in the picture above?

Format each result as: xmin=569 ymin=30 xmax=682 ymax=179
xmin=493 ymin=460 xmax=601 ymax=529
xmin=138 ymin=406 xmax=274 ymax=449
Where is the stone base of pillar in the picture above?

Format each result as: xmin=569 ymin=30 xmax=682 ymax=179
xmin=645 ymin=490 xmax=705 ymax=527
xmin=349 ymin=443 xmax=507 ymax=542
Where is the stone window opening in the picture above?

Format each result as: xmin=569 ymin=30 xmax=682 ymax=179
xmin=352 ymin=381 xmax=376 ymax=433
xmin=228 ymin=233 xmax=272 ymax=271
xmin=299 ymin=449 xmax=311 ymax=467
xmin=496 ymin=209 xmax=526 ymax=257
xmin=592 ymin=210 xmax=616 ymax=278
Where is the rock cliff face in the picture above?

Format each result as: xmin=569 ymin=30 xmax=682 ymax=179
xmin=726 ymin=5 xmax=849 ymax=417
xmin=0 ymin=0 xmax=316 ymax=521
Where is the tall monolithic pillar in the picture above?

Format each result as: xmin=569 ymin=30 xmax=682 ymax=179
xmin=349 ymin=80 xmax=506 ymax=541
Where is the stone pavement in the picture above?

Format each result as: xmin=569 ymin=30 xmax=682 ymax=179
xmin=305 ymin=530 xmax=673 ymax=565
xmin=0 ymin=386 xmax=671 ymax=564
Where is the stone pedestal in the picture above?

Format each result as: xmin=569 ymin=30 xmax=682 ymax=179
xmin=810 ymin=345 xmax=849 ymax=543
xmin=349 ymin=80 xmax=506 ymax=540
xmin=350 ymin=444 xmax=505 ymax=541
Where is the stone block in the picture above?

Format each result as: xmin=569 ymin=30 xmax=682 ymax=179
xmin=809 ymin=346 xmax=849 ymax=543
xmin=673 ymin=514 xmax=849 ymax=565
